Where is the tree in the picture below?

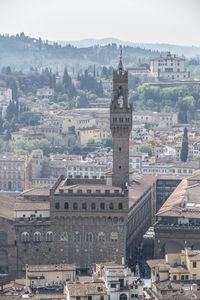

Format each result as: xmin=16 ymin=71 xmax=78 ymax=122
xmin=180 ymin=127 xmax=188 ymax=162
xmin=137 ymin=144 xmax=152 ymax=156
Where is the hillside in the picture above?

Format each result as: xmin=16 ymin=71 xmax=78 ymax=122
xmin=0 ymin=33 xmax=162 ymax=73
xmin=65 ymin=38 xmax=200 ymax=57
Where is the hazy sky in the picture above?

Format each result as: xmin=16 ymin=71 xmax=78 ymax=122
xmin=0 ymin=0 xmax=200 ymax=45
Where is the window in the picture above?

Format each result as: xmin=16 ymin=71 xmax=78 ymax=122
xmin=181 ymin=275 xmax=184 ymax=280
xmin=91 ymin=203 xmax=96 ymax=210
xmin=85 ymin=232 xmax=93 ymax=242
xmin=192 ymin=274 xmax=196 ymax=280
xmin=60 ymin=232 xmax=68 ymax=241
xmin=109 ymin=203 xmax=114 ymax=210
xmin=82 ymin=203 xmax=87 ymax=209
xmin=119 ymin=147 xmax=122 ymax=151
xmin=118 ymin=203 xmax=123 ymax=209
xmin=173 ymin=275 xmax=177 ymax=280
xmin=0 ymin=233 xmax=8 ymax=246
xmin=98 ymin=232 xmax=105 ymax=242
xmin=88 ymin=296 xmax=92 ymax=300
xmin=73 ymin=232 xmax=80 ymax=242
xmin=100 ymin=203 xmax=105 ymax=210
xmin=193 ymin=262 xmax=197 ymax=268
xmin=55 ymin=202 xmax=60 ymax=209
xmin=64 ymin=202 xmax=69 ymax=209
xmin=46 ymin=231 xmax=53 ymax=242
xmin=113 ymin=217 xmax=118 ymax=224
xmin=33 ymin=232 xmax=41 ymax=242
xmin=21 ymin=232 xmax=30 ymax=243
xmin=110 ymin=232 xmax=118 ymax=242
xmin=73 ymin=202 xmax=78 ymax=210
xmin=111 ymin=284 xmax=116 ymax=288
xmin=185 ymin=275 xmax=189 ymax=280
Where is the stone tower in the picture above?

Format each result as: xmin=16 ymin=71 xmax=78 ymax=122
xmin=110 ymin=48 xmax=132 ymax=188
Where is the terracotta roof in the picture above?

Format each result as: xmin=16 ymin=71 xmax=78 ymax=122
xmin=157 ymin=172 xmax=200 ymax=218
xmin=129 ymin=175 xmax=152 ymax=208
xmin=21 ymin=188 xmax=50 ymax=197
xmin=154 ymin=280 xmax=181 ymax=291
xmin=14 ymin=202 xmax=50 ymax=211
xmin=0 ymin=192 xmax=22 ymax=220
xmin=28 ymin=264 xmax=76 ymax=272
xmin=170 ymin=266 xmax=189 ymax=274
xmin=66 ymin=282 xmax=106 ymax=296
xmin=189 ymin=253 xmax=200 ymax=261
xmin=146 ymin=259 xmax=166 ymax=268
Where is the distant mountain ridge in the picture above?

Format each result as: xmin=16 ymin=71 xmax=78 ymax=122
xmin=61 ymin=38 xmax=200 ymax=57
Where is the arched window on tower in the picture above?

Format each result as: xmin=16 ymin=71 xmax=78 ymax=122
xmin=60 ymin=232 xmax=68 ymax=241
xmin=85 ymin=232 xmax=93 ymax=242
xmin=118 ymin=86 xmax=123 ymax=107
xmin=21 ymin=232 xmax=30 ymax=243
xmin=33 ymin=232 xmax=41 ymax=242
xmin=73 ymin=232 xmax=81 ymax=242
xmin=110 ymin=232 xmax=118 ymax=242
xmin=46 ymin=231 xmax=53 ymax=242
xmin=98 ymin=232 xmax=105 ymax=242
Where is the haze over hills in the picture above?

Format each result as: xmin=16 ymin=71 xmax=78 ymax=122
xmin=61 ymin=38 xmax=200 ymax=57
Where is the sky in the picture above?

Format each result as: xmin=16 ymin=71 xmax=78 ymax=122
xmin=0 ymin=0 xmax=200 ymax=46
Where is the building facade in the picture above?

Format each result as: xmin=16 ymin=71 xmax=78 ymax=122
xmin=150 ymin=52 xmax=190 ymax=81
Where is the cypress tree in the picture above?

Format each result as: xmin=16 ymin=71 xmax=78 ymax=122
xmin=180 ymin=127 xmax=188 ymax=162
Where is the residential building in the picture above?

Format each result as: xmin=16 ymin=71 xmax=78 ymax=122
xmin=0 ymin=152 xmax=26 ymax=191
xmin=27 ymin=264 xmax=76 ymax=288
xmin=132 ymin=111 xmax=178 ymax=128
xmin=77 ymin=127 xmax=110 ymax=145
xmin=0 ymin=87 xmax=12 ymax=102
xmin=36 ymin=88 xmax=54 ymax=99
xmin=66 ymin=160 xmax=107 ymax=179
xmin=100 ymin=263 xmax=144 ymax=300
xmin=147 ymin=248 xmax=200 ymax=299
xmin=89 ymin=97 xmax=111 ymax=108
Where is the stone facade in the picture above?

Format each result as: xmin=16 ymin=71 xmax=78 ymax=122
xmin=110 ymin=51 xmax=132 ymax=189
xmin=13 ymin=176 xmax=128 ymax=278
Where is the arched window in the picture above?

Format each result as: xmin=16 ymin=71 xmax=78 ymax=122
xmin=46 ymin=231 xmax=53 ymax=242
xmin=21 ymin=232 xmax=30 ymax=243
xmin=98 ymin=232 xmax=105 ymax=242
xmin=110 ymin=232 xmax=118 ymax=242
xmin=120 ymin=294 xmax=127 ymax=300
xmin=60 ymin=232 xmax=68 ymax=241
xmin=85 ymin=232 xmax=93 ymax=242
xmin=73 ymin=232 xmax=81 ymax=242
xmin=33 ymin=232 xmax=41 ymax=242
